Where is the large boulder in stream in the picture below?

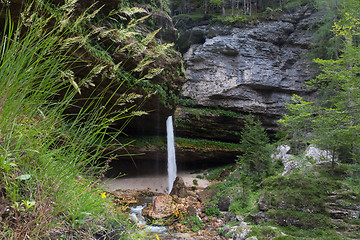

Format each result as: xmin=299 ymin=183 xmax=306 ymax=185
xmin=145 ymin=194 xmax=177 ymax=219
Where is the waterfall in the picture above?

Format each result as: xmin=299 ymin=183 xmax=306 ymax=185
xmin=166 ymin=116 xmax=177 ymax=194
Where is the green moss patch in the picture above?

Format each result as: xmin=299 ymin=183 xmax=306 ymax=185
xmin=175 ymin=137 xmax=242 ymax=152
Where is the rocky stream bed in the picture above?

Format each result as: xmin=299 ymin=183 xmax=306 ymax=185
xmin=103 ymin=172 xmax=231 ymax=240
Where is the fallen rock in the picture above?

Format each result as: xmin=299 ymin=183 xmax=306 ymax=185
xmin=218 ymin=195 xmax=231 ymax=211
xmin=170 ymin=176 xmax=188 ymax=198
xmin=198 ymin=187 xmax=217 ymax=203
xmin=145 ymin=194 xmax=176 ymax=219
xmin=221 ymin=223 xmax=252 ymax=240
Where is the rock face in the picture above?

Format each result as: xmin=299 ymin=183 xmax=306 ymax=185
xmin=175 ymin=6 xmax=319 ymax=142
xmin=271 ymin=144 xmax=335 ymax=176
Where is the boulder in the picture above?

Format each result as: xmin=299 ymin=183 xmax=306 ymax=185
xmin=197 ymin=187 xmax=217 ymax=203
xmin=271 ymin=144 xmax=312 ymax=176
xmin=218 ymin=195 xmax=231 ymax=211
xmin=258 ymin=193 xmax=270 ymax=211
xmin=145 ymin=194 xmax=176 ymax=219
xmin=304 ymin=144 xmax=334 ymax=163
xmin=170 ymin=176 xmax=188 ymax=198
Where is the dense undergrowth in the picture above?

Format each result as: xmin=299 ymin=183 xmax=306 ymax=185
xmin=0 ymin=1 xmax=163 ymax=239
xmin=200 ymin=115 xmax=359 ymax=239
xmin=205 ymin=160 xmax=360 ymax=239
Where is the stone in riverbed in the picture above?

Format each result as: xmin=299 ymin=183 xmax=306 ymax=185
xmin=170 ymin=176 xmax=188 ymax=198
xmin=145 ymin=194 xmax=176 ymax=219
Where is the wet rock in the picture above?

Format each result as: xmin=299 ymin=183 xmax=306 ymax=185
xmin=218 ymin=195 xmax=231 ymax=211
xmin=198 ymin=187 xmax=217 ymax=203
xmin=224 ymin=212 xmax=243 ymax=223
xmin=145 ymin=194 xmax=176 ymax=219
xmin=170 ymin=176 xmax=188 ymax=198
xmin=152 ymin=11 xmax=178 ymax=43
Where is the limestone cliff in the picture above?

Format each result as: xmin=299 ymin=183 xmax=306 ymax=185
xmin=175 ymin=6 xmax=320 ymax=142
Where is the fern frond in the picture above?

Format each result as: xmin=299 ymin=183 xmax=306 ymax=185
xmin=120 ymin=7 xmax=147 ymax=17
xmin=139 ymin=68 xmax=164 ymax=81
xmin=115 ymin=41 xmax=137 ymax=53
xmin=142 ymin=28 xmax=161 ymax=46
xmin=90 ymin=64 xmax=107 ymax=76
xmin=61 ymin=36 xmax=86 ymax=49
xmin=133 ymin=57 xmax=154 ymax=73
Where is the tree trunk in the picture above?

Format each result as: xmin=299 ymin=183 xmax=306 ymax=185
xmin=231 ymin=0 xmax=235 ymax=16
xmin=244 ymin=0 xmax=246 ymax=15
xmin=249 ymin=0 xmax=251 ymax=16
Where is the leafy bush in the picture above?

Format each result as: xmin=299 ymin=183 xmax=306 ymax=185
xmin=181 ymin=216 xmax=204 ymax=232
xmin=205 ymin=205 xmax=221 ymax=217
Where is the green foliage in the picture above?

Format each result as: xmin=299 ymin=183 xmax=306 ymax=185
xmin=181 ymin=216 xmax=204 ymax=231
xmin=209 ymin=14 xmax=253 ymax=25
xmin=261 ymin=173 xmax=337 ymax=214
xmin=205 ymin=205 xmax=221 ymax=216
xmin=0 ymin=3 xmax=143 ymax=239
xmin=248 ymin=225 xmax=283 ymax=240
xmin=236 ymin=115 xmax=274 ymax=183
xmin=176 ymin=137 xmax=242 ymax=152
xmin=274 ymin=225 xmax=344 ymax=239
xmin=280 ymin=0 xmax=360 ymax=167
xmin=206 ymin=165 xmax=234 ymax=180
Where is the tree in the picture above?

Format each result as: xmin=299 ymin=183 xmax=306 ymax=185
xmin=279 ymin=0 xmax=360 ymax=168
xmin=236 ymin=115 xmax=273 ymax=183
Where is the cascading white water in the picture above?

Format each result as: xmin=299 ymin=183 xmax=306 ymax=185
xmin=166 ymin=116 xmax=177 ymax=194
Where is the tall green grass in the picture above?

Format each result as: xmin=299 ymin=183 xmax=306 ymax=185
xmin=0 ymin=4 xmax=141 ymax=239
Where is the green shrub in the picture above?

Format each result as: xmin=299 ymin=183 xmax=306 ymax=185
xmin=205 ymin=205 xmax=221 ymax=217
xmin=181 ymin=216 xmax=204 ymax=232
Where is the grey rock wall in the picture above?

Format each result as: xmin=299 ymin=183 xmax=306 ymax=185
xmin=176 ymin=6 xmax=319 ymax=141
